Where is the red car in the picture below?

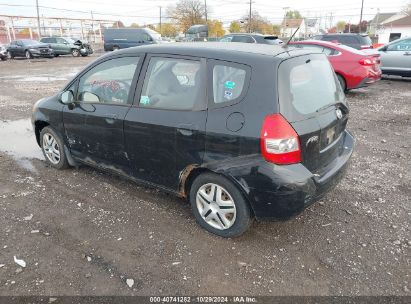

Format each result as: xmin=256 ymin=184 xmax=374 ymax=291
xmin=290 ymin=40 xmax=381 ymax=91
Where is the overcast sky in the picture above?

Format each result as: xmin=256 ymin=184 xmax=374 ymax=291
xmin=0 ymin=0 xmax=409 ymax=27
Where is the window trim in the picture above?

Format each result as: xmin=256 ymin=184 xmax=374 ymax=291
xmin=207 ymin=59 xmax=251 ymax=109
xmin=61 ymin=54 xmax=144 ymax=106
xmin=133 ymin=53 xmax=207 ymax=112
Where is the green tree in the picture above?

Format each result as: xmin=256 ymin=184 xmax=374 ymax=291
xmin=208 ymin=20 xmax=225 ymax=37
xmin=168 ymin=0 xmax=206 ymax=32
xmin=156 ymin=23 xmax=179 ymax=37
xmin=272 ymin=24 xmax=281 ymax=36
xmin=285 ymin=10 xmax=303 ymax=19
xmin=336 ymin=20 xmax=346 ymax=32
xmin=229 ymin=21 xmax=241 ymax=33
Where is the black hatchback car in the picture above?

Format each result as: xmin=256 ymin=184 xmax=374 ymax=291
xmin=32 ymin=43 xmax=354 ymax=237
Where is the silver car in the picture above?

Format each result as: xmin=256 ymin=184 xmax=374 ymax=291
xmin=378 ymin=37 xmax=411 ymax=77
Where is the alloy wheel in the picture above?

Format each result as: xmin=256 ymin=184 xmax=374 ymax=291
xmin=42 ymin=133 xmax=60 ymax=165
xmin=196 ymin=183 xmax=237 ymax=230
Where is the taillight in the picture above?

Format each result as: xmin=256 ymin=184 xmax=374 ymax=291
xmin=260 ymin=114 xmax=301 ymax=165
xmin=359 ymin=58 xmax=374 ymax=66
xmin=360 ymin=45 xmax=372 ymax=49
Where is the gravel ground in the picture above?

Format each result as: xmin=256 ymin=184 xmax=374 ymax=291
xmin=0 ymin=55 xmax=409 ymax=296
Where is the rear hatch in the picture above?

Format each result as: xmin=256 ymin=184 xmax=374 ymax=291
xmin=278 ymin=53 xmax=349 ymax=173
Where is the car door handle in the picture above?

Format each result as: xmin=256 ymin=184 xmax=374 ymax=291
xmin=177 ymin=124 xmax=194 ymax=136
xmin=104 ymin=113 xmax=117 ymax=123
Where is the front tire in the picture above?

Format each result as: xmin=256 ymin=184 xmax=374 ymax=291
xmin=40 ymin=127 xmax=69 ymax=170
xmin=71 ymin=49 xmax=80 ymax=57
xmin=189 ymin=173 xmax=252 ymax=237
xmin=25 ymin=50 xmax=32 ymax=59
xmin=7 ymin=51 xmax=13 ymax=59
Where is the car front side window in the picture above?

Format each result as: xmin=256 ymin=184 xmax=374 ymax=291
xmin=77 ymin=57 xmax=139 ymax=104
xmin=387 ymin=39 xmax=411 ymax=51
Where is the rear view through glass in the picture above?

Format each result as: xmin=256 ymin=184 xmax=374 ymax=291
xmin=278 ymin=54 xmax=345 ymax=121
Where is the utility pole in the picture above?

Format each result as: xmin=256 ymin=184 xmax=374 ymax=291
xmin=359 ymin=0 xmax=364 ymax=33
xmin=204 ymin=0 xmax=208 ymax=23
xmin=249 ymin=0 xmax=252 ymax=33
xmin=159 ymin=6 xmax=162 ymax=36
xmin=282 ymin=7 xmax=289 ymax=37
xmin=91 ymin=11 xmax=95 ymax=43
xmin=35 ymin=0 xmax=41 ymax=38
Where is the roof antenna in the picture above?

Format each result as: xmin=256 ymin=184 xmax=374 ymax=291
xmin=283 ymin=25 xmax=300 ymax=48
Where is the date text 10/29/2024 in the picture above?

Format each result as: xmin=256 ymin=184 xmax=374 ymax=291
xmin=149 ymin=296 xmax=257 ymax=303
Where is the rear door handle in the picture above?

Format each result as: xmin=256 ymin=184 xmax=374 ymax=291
xmin=177 ymin=123 xmax=194 ymax=136
xmin=104 ymin=113 xmax=117 ymax=124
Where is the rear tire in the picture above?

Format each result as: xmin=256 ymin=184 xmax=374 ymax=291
xmin=189 ymin=173 xmax=252 ymax=238
xmin=40 ymin=126 xmax=69 ymax=170
xmin=7 ymin=51 xmax=13 ymax=59
xmin=337 ymin=74 xmax=347 ymax=92
xmin=112 ymin=46 xmax=120 ymax=51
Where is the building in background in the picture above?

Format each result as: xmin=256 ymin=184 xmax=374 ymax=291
xmin=377 ymin=14 xmax=411 ymax=44
xmin=281 ymin=18 xmax=305 ymax=39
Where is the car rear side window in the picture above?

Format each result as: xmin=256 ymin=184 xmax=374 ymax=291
xmin=212 ymin=63 xmax=248 ymax=105
xmin=278 ymin=54 xmax=345 ymax=121
xmin=139 ymin=57 xmax=205 ymax=111
xmin=77 ymin=56 xmax=139 ymax=104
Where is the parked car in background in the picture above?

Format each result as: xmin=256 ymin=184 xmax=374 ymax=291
xmin=103 ymin=28 xmax=160 ymax=51
xmin=290 ymin=40 xmax=381 ymax=91
xmin=377 ymin=37 xmax=411 ymax=77
xmin=185 ymin=24 xmax=208 ymax=41
xmin=220 ymin=33 xmax=284 ymax=45
xmin=7 ymin=39 xmax=54 ymax=59
xmin=40 ymin=37 xmax=93 ymax=57
xmin=0 ymin=44 xmax=7 ymax=61
xmin=312 ymin=33 xmax=373 ymax=50
xmin=32 ymin=43 xmax=354 ymax=237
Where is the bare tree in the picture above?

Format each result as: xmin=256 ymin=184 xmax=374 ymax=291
xmin=168 ymin=0 xmax=206 ymax=32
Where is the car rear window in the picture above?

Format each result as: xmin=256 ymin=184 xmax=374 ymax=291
xmin=278 ymin=54 xmax=344 ymax=121
xmin=360 ymin=35 xmax=372 ymax=45
xmin=213 ymin=65 xmax=246 ymax=104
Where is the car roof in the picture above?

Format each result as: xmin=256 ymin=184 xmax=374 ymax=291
xmin=113 ymin=42 xmax=305 ymax=59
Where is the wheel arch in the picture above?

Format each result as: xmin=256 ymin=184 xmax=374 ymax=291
xmin=34 ymin=120 xmax=50 ymax=146
xmin=179 ymin=164 xmax=256 ymax=217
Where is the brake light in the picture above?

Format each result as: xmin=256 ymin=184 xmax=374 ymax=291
xmin=360 ymin=45 xmax=372 ymax=49
xmin=359 ymin=58 xmax=374 ymax=66
xmin=260 ymin=114 xmax=301 ymax=165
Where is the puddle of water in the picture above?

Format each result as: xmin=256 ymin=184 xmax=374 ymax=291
xmin=0 ymin=119 xmax=44 ymax=171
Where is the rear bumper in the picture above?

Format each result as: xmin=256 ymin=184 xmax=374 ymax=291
xmin=228 ymin=131 xmax=355 ymax=220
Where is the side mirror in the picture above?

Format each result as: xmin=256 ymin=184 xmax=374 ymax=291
xmin=81 ymin=92 xmax=100 ymax=103
xmin=59 ymin=90 xmax=74 ymax=104
xmin=381 ymin=46 xmax=388 ymax=52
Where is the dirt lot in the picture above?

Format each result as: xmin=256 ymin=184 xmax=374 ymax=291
xmin=0 ymin=55 xmax=409 ymax=296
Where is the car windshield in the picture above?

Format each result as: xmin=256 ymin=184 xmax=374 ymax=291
xmin=145 ymin=29 xmax=161 ymax=41
xmin=361 ymin=35 xmax=372 ymax=45
xmin=278 ymin=54 xmax=345 ymax=121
